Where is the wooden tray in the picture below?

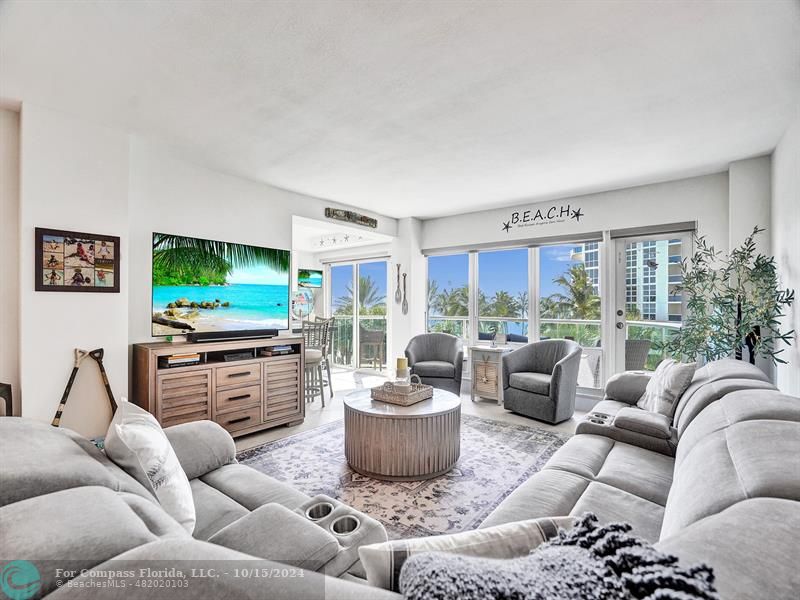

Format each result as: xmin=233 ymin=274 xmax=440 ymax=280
xmin=371 ymin=382 xmax=434 ymax=406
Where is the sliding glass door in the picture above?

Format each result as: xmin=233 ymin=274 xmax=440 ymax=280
xmin=329 ymin=260 xmax=388 ymax=371
xmin=614 ymin=233 xmax=692 ymax=372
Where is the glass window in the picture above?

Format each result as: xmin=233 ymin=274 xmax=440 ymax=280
xmin=357 ymin=261 xmax=387 ymax=370
xmin=427 ymin=253 xmax=469 ymax=339
xmin=477 ymin=248 xmax=528 ymax=343
xmin=330 ymin=264 xmax=354 ymax=367
xmin=539 ymin=243 xmax=602 ymax=388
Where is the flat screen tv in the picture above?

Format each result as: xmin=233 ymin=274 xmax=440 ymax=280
xmin=297 ymin=268 xmax=323 ymax=288
xmin=151 ymin=232 xmax=290 ymax=337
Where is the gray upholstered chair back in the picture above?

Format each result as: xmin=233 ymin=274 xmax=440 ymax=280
xmin=405 ymin=332 xmax=462 ymax=365
xmin=527 ymin=339 xmax=580 ymax=374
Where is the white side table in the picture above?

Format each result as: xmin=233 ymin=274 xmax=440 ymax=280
xmin=469 ymin=346 xmax=514 ymax=405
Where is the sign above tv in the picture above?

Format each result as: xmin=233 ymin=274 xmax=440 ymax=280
xmin=151 ymin=232 xmax=290 ymax=337
xmin=324 ymin=207 xmax=377 ymax=229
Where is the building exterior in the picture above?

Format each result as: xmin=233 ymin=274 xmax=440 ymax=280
xmin=573 ymin=240 xmax=683 ymax=322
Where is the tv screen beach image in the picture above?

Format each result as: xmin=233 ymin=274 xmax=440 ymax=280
xmin=298 ymin=268 xmax=323 ymax=288
xmin=152 ymin=232 xmax=290 ymax=336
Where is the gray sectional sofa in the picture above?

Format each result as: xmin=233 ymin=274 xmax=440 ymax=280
xmin=2 ymin=358 xmax=798 ymax=599
xmin=481 ymin=359 xmax=800 ymax=599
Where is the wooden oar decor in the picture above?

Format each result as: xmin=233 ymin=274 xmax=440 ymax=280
xmin=51 ymin=348 xmax=118 ymax=427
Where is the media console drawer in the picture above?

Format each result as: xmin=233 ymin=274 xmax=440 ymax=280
xmin=217 ymin=363 xmax=261 ymax=387
xmin=216 ymin=384 xmax=261 ymax=414
xmin=218 ymin=405 xmax=262 ymax=434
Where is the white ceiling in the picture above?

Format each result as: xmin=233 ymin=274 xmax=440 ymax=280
xmin=1 ymin=1 xmax=798 ymax=219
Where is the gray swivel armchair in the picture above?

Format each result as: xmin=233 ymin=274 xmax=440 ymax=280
xmin=405 ymin=333 xmax=464 ymax=395
xmin=502 ymin=339 xmax=582 ymax=424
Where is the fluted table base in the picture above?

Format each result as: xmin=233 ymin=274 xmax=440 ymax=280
xmin=344 ymin=390 xmax=461 ymax=481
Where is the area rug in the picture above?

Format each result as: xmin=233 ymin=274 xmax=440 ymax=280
xmin=237 ymin=414 xmax=569 ymax=539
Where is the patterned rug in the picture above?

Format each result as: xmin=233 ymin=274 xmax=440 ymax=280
xmin=237 ymin=414 xmax=569 ymax=539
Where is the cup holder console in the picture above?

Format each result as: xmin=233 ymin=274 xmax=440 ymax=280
xmin=305 ymin=502 xmax=334 ymax=521
xmin=587 ymin=412 xmax=612 ymax=426
xmin=330 ymin=515 xmax=360 ymax=535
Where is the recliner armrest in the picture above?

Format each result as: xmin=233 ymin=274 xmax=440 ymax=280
xmin=163 ymin=420 xmax=236 ymax=480
xmin=604 ymin=371 xmax=652 ymax=404
xmin=613 ymin=407 xmax=672 ymax=439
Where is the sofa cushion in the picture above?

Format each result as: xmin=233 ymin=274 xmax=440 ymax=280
xmin=480 ymin=434 xmax=672 ymax=542
xmin=614 ymin=407 xmax=672 ymax=439
xmin=656 ymin=498 xmax=800 ymax=600
xmin=0 ymin=417 xmax=154 ymax=508
xmin=672 ymin=358 xmax=774 ymax=435
xmin=0 ymin=486 xmax=186 ymax=598
xmin=208 ymin=503 xmax=340 ymax=571
xmin=412 ymin=360 xmax=455 ymax=378
xmin=190 ymin=478 xmax=249 ymax=541
xmin=508 ymin=372 xmax=551 ymax=395
xmin=636 ymin=359 xmax=696 ymax=417
xmin=104 ymin=401 xmax=196 ymax=533
xmin=676 ymin=389 xmax=800 ymax=469
xmin=164 ymin=420 xmax=236 ymax=480
xmin=661 ymin=419 xmax=800 ymax=539
xmin=603 ymin=371 xmax=652 ymax=404
xmin=200 ymin=463 xmax=310 ymax=511
xmin=571 ymin=482 xmax=665 ymax=543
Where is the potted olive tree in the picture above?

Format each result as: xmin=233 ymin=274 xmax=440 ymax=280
xmin=661 ymin=226 xmax=795 ymax=365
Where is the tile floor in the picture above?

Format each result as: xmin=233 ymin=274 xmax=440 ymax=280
xmin=235 ymin=366 xmax=584 ymax=452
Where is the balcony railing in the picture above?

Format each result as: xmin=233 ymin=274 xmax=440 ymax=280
xmin=331 ymin=315 xmax=387 ymax=370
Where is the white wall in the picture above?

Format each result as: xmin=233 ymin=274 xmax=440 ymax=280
xmin=728 ymin=156 xmax=773 ymax=379
xmin=422 ymin=173 xmax=730 ymax=253
xmin=0 ymin=109 xmax=21 ymax=415
xmin=19 ymin=104 xmax=130 ymax=436
xmin=771 ymin=115 xmax=800 ymax=396
xmin=729 ymin=156 xmax=772 ymax=252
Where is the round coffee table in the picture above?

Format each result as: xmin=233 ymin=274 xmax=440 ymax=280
xmin=343 ymin=388 xmax=461 ymax=481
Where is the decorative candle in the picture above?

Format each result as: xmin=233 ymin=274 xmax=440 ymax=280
xmin=396 ymin=357 xmax=408 ymax=370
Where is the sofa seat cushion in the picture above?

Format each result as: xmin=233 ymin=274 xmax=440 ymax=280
xmin=412 ymin=360 xmax=455 ymax=378
xmin=200 ymin=463 xmax=310 ymax=512
xmin=480 ymin=434 xmax=672 ymax=542
xmin=190 ymin=478 xmax=249 ymax=541
xmin=509 ymin=372 xmax=551 ymax=395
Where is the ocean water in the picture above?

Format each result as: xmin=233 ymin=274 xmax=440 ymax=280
xmin=153 ymin=283 xmax=289 ymax=329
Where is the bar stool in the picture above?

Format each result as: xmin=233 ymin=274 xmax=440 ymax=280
xmin=303 ymin=319 xmax=331 ymax=407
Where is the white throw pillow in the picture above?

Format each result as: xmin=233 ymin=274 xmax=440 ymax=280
xmin=358 ymin=516 xmax=575 ymax=591
xmin=636 ymin=359 xmax=697 ymax=418
xmin=104 ymin=401 xmax=196 ymax=533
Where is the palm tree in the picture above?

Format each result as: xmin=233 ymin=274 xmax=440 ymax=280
xmin=547 ymin=264 xmax=601 ymax=319
xmin=152 ymin=233 xmax=289 ymax=283
xmin=335 ymin=275 xmax=385 ymax=315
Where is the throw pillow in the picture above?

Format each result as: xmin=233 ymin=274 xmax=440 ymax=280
xmin=104 ymin=401 xmax=196 ymax=533
xmin=636 ymin=359 xmax=697 ymax=417
xmin=399 ymin=513 xmax=718 ymax=600
xmin=358 ymin=516 xmax=575 ymax=591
